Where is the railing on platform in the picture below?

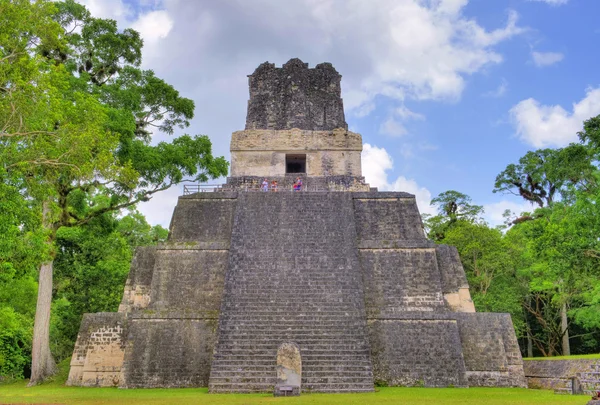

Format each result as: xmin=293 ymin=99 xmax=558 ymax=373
xmin=182 ymin=184 xmax=223 ymax=195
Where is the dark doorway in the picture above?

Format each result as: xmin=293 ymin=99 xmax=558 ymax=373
xmin=286 ymin=154 xmax=306 ymax=174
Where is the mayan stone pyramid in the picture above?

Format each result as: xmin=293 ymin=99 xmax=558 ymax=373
xmin=67 ymin=58 xmax=526 ymax=392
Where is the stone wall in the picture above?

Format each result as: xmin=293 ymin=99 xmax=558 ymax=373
xmin=368 ymin=317 xmax=467 ymax=387
xmin=168 ymin=192 xmax=237 ymax=243
xmin=67 ymin=312 xmax=127 ymax=387
xmin=245 ymin=59 xmax=347 ymax=131
xmin=148 ymin=246 xmax=227 ymax=314
xmin=455 ymin=313 xmax=526 ymax=387
xmin=119 ymin=247 xmax=156 ymax=312
xmin=118 ymin=193 xmax=235 ymax=387
xmin=225 ymin=175 xmax=370 ymax=192
xmin=435 ymin=245 xmax=475 ymax=313
xmin=121 ymin=317 xmax=218 ymax=388
xmin=360 ymin=249 xmax=446 ymax=314
xmin=229 ymin=129 xmax=362 ymax=177
xmin=524 ymin=359 xmax=600 ymax=395
xmin=353 ymin=193 xmax=426 ymax=241
xmin=351 ymin=193 xmax=523 ymax=387
xmin=355 ymin=193 xmax=445 ymax=315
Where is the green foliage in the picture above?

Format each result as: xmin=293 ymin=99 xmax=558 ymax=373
xmin=51 ymin=209 xmax=166 ymax=362
xmin=0 ymin=307 xmax=32 ymax=380
xmin=0 ymin=180 xmax=46 ymax=379
xmin=1 ymin=0 xmax=226 ymax=382
xmin=424 ymin=190 xmax=484 ymax=241
xmin=493 ymin=146 xmax=596 ymax=209
xmin=442 ymin=221 xmax=527 ymax=337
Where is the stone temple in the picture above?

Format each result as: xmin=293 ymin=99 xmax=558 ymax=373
xmin=67 ymin=58 xmax=526 ymax=392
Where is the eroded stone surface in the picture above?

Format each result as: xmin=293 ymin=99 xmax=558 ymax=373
xmin=276 ymin=342 xmax=302 ymax=388
xmin=246 ymin=59 xmax=347 ymax=131
xmin=229 ymin=129 xmax=362 ymax=177
xmin=524 ymin=360 xmax=600 ymax=395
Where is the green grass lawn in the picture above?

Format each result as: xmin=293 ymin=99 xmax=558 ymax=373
xmin=0 ymin=382 xmax=591 ymax=405
xmin=523 ymin=353 xmax=600 ymax=361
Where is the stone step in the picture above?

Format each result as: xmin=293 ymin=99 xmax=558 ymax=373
xmin=212 ymin=351 xmax=371 ymax=359
xmin=222 ymin=303 xmax=360 ymax=309
xmin=215 ymin=331 xmax=367 ymax=338
xmin=216 ymin=329 xmax=367 ymax=335
xmin=219 ymin=324 xmax=368 ymax=330
xmin=213 ymin=350 xmax=371 ymax=359
xmin=209 ymin=376 xmax=372 ymax=385
xmin=579 ymin=372 xmax=600 ymax=378
xmin=218 ymin=324 xmax=367 ymax=331
xmin=211 ymin=358 xmax=373 ymax=365
xmin=209 ymin=364 xmax=372 ymax=372
xmin=219 ymin=312 xmax=363 ymax=318
xmin=209 ymin=383 xmax=374 ymax=393
xmin=216 ymin=344 xmax=367 ymax=351
xmin=219 ymin=318 xmax=366 ymax=323
xmin=212 ymin=356 xmax=372 ymax=364
xmin=210 ymin=370 xmax=372 ymax=378
xmin=220 ymin=311 xmax=363 ymax=317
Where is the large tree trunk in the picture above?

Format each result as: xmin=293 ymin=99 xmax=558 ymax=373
xmin=28 ymin=260 xmax=57 ymax=385
xmin=526 ymin=320 xmax=534 ymax=358
xmin=28 ymin=202 xmax=57 ymax=386
xmin=561 ymin=302 xmax=570 ymax=356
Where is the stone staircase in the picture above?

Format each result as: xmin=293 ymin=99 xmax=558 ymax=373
xmin=552 ymin=363 xmax=600 ymax=395
xmin=578 ymin=363 xmax=600 ymax=395
xmin=208 ymin=192 xmax=374 ymax=393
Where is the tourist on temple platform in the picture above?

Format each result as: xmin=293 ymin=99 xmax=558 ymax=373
xmin=293 ymin=177 xmax=302 ymax=191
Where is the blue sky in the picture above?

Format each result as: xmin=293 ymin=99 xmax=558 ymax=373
xmin=79 ymin=0 xmax=600 ymax=227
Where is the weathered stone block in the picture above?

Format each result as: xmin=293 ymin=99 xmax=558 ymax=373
xmin=368 ymin=318 xmax=467 ymax=387
xmin=121 ymin=318 xmax=218 ymax=388
xmin=455 ymin=313 xmax=526 ymax=387
xmin=119 ymin=247 xmax=156 ymax=312
xmin=245 ymin=59 xmax=347 ymax=131
xmin=276 ymin=342 xmax=302 ymax=390
xmin=67 ymin=312 xmax=127 ymax=387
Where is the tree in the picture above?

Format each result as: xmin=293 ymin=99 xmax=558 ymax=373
xmin=0 ymin=179 xmax=45 ymax=379
xmin=442 ymin=220 xmax=527 ymax=338
xmin=493 ymin=141 xmax=600 ymax=356
xmin=424 ymin=190 xmax=483 ymax=241
xmin=493 ymin=146 xmax=595 ymax=210
xmin=52 ymin=208 xmax=167 ymax=361
xmin=1 ymin=0 xmax=228 ymax=383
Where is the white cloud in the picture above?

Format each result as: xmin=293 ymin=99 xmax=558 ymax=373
xmin=78 ymin=0 xmax=133 ymax=23
xmin=74 ymin=0 xmax=526 ymax=225
xmin=395 ymin=105 xmax=426 ymax=121
xmin=483 ymin=78 xmax=508 ymax=98
xmin=362 ymin=144 xmax=435 ymax=215
xmin=380 ymin=117 xmax=409 ymax=137
xmin=510 ymin=88 xmax=600 ymax=147
xmin=527 ymin=0 xmax=569 ymax=5
xmin=131 ymin=10 xmax=173 ymax=45
xmin=380 ymin=105 xmax=426 ymax=136
xmin=482 ymin=200 xmax=534 ymax=228
xmin=362 ymin=144 xmax=394 ymax=189
xmin=532 ymin=51 xmax=564 ymax=67
xmin=143 ymin=0 xmax=525 ymax=121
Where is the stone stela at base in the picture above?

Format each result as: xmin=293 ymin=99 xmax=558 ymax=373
xmin=66 ymin=58 xmax=527 ymax=392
